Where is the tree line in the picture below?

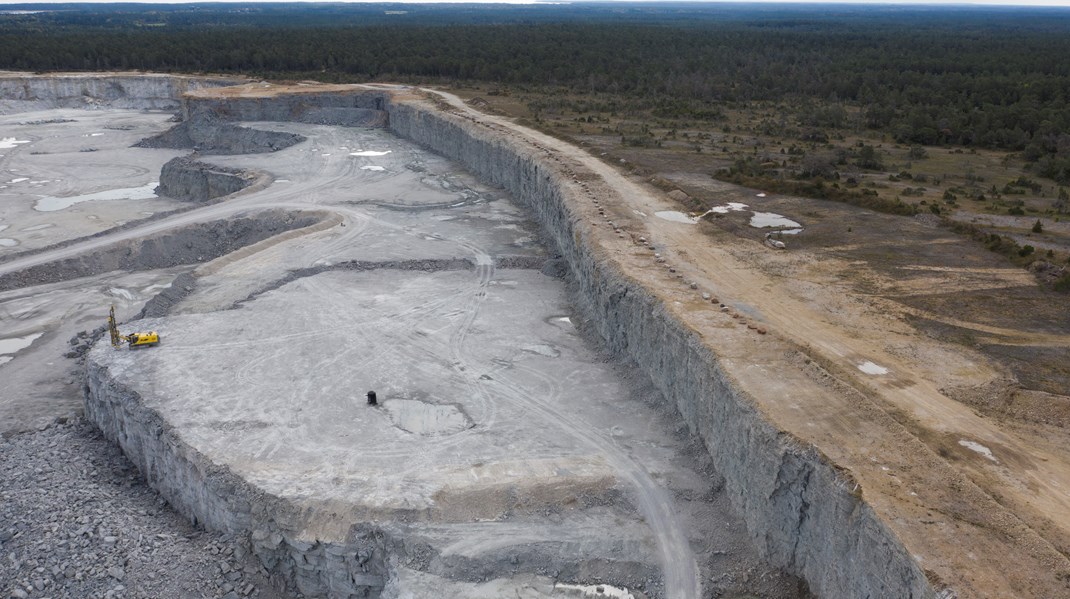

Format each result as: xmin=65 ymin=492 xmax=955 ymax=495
xmin=2 ymin=3 xmax=1068 ymax=181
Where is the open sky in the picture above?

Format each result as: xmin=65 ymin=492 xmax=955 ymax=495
xmin=2 ymin=0 xmax=1070 ymax=5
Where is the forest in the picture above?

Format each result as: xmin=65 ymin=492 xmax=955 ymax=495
xmin=1 ymin=2 xmax=1069 ymax=182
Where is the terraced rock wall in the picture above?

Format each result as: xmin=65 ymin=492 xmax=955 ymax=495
xmin=0 ymin=211 xmax=322 ymax=292
xmin=386 ymin=100 xmax=935 ymax=599
xmin=183 ymin=91 xmax=390 ymax=127
xmin=0 ymin=74 xmax=242 ymax=114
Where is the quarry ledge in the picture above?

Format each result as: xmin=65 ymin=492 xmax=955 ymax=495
xmin=84 ymin=357 xmax=391 ymax=598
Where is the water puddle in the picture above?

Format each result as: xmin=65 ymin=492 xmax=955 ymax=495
xmin=0 ymin=239 xmax=17 ymax=247
xmin=0 ymin=331 xmax=44 ymax=364
xmin=857 ymin=361 xmax=888 ymax=375
xmin=34 ymin=182 xmax=158 ymax=212
xmin=554 ymin=583 xmax=640 ymax=598
xmin=750 ymin=212 xmax=802 ymax=229
xmin=959 ymin=439 xmax=998 ymax=463
xmin=0 ymin=138 xmax=31 ymax=149
xmin=350 ymin=150 xmax=392 ymax=157
xmin=360 ymin=166 xmax=386 ymax=172
xmin=654 ymin=211 xmax=698 ymax=224
xmin=709 ymin=202 xmax=749 ymax=214
xmin=382 ymin=399 xmax=474 ymax=436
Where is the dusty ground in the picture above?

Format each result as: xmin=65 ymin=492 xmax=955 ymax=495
xmin=1 ymin=98 xmax=800 ymax=598
xmin=429 ymin=88 xmax=1070 ymax=595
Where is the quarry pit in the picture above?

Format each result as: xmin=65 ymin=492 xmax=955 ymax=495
xmin=2 ymin=74 xmax=1069 ymax=599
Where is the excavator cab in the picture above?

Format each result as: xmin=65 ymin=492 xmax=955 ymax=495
xmin=108 ymin=306 xmax=160 ymax=349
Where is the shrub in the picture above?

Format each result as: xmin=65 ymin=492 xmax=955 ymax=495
xmin=1055 ymin=273 xmax=1070 ymax=293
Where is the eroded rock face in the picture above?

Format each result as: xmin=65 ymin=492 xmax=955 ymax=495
xmin=156 ymin=157 xmax=255 ymax=202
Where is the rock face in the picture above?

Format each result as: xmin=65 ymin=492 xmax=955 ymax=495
xmin=135 ymin=114 xmax=306 ymax=155
xmin=184 ymin=91 xmax=390 ymax=127
xmin=387 ymin=102 xmax=932 ymax=599
xmin=0 ymin=210 xmax=324 ymax=292
xmin=157 ymin=157 xmax=255 ymax=202
xmin=83 ymin=359 xmax=393 ymax=598
xmin=0 ymin=74 xmax=243 ymax=114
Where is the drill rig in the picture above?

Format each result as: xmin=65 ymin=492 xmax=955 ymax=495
xmin=108 ymin=306 xmax=159 ymax=349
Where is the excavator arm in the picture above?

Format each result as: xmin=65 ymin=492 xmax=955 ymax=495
xmin=108 ymin=306 xmax=160 ymax=349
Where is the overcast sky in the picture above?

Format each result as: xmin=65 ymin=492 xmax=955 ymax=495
xmin=3 ymin=0 xmax=1070 ymax=5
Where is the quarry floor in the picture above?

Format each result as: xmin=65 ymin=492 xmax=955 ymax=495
xmin=0 ymin=109 xmax=799 ymax=598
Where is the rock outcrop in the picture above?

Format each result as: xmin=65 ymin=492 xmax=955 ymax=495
xmin=0 ymin=73 xmax=243 ymax=114
xmin=184 ymin=89 xmax=390 ymax=127
xmin=0 ymin=210 xmax=324 ymax=292
xmin=156 ymin=157 xmax=256 ymax=202
xmin=135 ymin=114 xmax=305 ymax=155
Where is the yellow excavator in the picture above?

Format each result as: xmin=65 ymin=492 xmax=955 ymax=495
xmin=108 ymin=306 xmax=159 ymax=349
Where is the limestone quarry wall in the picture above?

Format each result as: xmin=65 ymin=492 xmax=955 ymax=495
xmin=0 ymin=74 xmax=241 ymax=114
xmin=157 ymin=156 xmax=255 ymax=202
xmin=0 ymin=211 xmax=321 ymax=292
xmin=183 ymin=91 xmax=390 ymax=127
xmin=84 ymin=359 xmax=391 ymax=598
xmin=387 ymin=100 xmax=935 ymax=599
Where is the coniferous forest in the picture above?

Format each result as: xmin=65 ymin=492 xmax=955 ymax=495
xmin=2 ymin=3 xmax=1069 ymax=181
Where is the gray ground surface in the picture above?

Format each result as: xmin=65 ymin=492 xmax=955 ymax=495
xmin=0 ymin=110 xmax=187 ymax=253
xmin=0 ymin=419 xmax=289 ymax=599
xmin=2 ymin=109 xmax=801 ymax=599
